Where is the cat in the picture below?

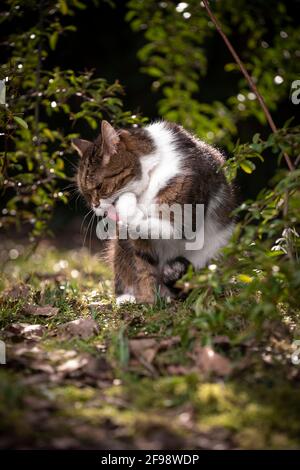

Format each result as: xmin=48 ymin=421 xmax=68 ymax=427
xmin=73 ymin=120 xmax=236 ymax=305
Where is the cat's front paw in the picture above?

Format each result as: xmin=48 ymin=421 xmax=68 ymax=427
xmin=116 ymin=192 xmax=137 ymax=222
xmin=116 ymin=192 xmax=144 ymax=228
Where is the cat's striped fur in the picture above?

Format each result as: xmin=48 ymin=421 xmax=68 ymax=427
xmin=74 ymin=120 xmax=236 ymax=304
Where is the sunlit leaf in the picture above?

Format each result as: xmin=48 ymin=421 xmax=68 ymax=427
xmin=49 ymin=32 xmax=59 ymax=50
xmin=237 ymin=274 xmax=253 ymax=283
xmin=240 ymin=160 xmax=255 ymax=174
xmin=13 ymin=116 xmax=28 ymax=129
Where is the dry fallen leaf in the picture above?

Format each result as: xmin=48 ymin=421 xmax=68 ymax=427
xmin=23 ymin=304 xmax=59 ymax=317
xmin=130 ymin=338 xmax=159 ymax=364
xmin=7 ymin=323 xmax=45 ymax=340
xmin=160 ymin=336 xmax=181 ymax=349
xmin=9 ymin=343 xmax=43 ymax=358
xmin=57 ymin=355 xmax=89 ymax=373
xmin=23 ymin=396 xmax=54 ymax=411
xmin=47 ymin=349 xmax=78 ymax=363
xmin=167 ymin=364 xmax=191 ymax=375
xmin=191 ymin=345 xmax=232 ymax=376
xmin=85 ymin=356 xmax=110 ymax=374
xmin=129 ymin=336 xmax=182 ymax=376
xmin=30 ymin=362 xmax=56 ymax=375
xmin=2 ymin=283 xmax=31 ymax=300
xmin=213 ymin=335 xmax=230 ymax=345
xmin=58 ymin=317 xmax=99 ymax=339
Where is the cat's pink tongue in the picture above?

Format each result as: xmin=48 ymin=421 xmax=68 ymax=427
xmin=107 ymin=207 xmax=119 ymax=221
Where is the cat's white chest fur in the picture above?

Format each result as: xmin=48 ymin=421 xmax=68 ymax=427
xmin=116 ymin=121 xmax=185 ymax=233
xmin=138 ymin=122 xmax=183 ymax=205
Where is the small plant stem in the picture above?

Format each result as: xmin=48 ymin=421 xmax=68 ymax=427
xmin=202 ymin=0 xmax=294 ymax=172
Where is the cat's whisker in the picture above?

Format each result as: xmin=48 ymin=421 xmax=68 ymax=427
xmin=67 ymin=187 xmax=77 ymax=194
xmin=88 ymin=212 xmax=94 ymax=247
xmin=82 ymin=210 xmax=95 ymax=248
xmin=67 ymin=188 xmax=78 ymax=198
xmin=89 ymin=212 xmax=96 ymax=252
xmin=62 ymin=182 xmax=77 ymax=191
xmin=68 ymin=188 xmax=80 ymax=202
xmin=64 ymin=157 xmax=78 ymax=172
xmin=81 ymin=208 xmax=94 ymax=234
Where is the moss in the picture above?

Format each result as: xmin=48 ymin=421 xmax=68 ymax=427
xmin=0 ymin=370 xmax=34 ymax=438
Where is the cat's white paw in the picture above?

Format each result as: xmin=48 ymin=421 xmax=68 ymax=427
xmin=116 ymin=294 xmax=136 ymax=306
xmin=116 ymin=192 xmax=137 ymax=222
xmin=116 ymin=192 xmax=146 ymax=230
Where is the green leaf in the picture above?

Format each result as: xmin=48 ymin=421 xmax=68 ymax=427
xmin=13 ymin=116 xmax=28 ymax=129
xmin=224 ymin=63 xmax=238 ymax=72
xmin=147 ymin=67 xmax=163 ymax=78
xmin=27 ymin=159 xmax=34 ymax=171
xmin=267 ymin=250 xmax=285 ymax=257
xmin=252 ymin=133 xmax=260 ymax=144
xmin=43 ymin=128 xmax=55 ymax=142
xmin=250 ymin=143 xmax=263 ymax=152
xmin=240 ymin=160 xmax=256 ymax=174
xmin=59 ymin=0 xmax=68 ymax=15
xmin=49 ymin=32 xmax=59 ymax=50
xmin=237 ymin=274 xmax=253 ymax=284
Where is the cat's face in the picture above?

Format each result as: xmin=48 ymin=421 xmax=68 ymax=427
xmin=73 ymin=121 xmax=148 ymax=214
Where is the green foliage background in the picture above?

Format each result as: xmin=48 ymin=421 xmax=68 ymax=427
xmin=0 ymin=0 xmax=145 ymax=239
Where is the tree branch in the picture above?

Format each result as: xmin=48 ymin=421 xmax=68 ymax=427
xmin=202 ymin=0 xmax=294 ymax=172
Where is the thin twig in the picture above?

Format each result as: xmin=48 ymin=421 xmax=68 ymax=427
xmin=202 ymin=0 xmax=294 ymax=172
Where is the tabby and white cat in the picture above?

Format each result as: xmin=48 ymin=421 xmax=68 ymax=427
xmin=73 ymin=120 xmax=235 ymax=304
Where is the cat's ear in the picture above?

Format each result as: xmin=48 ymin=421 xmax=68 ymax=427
xmin=71 ymin=138 xmax=91 ymax=157
xmin=100 ymin=120 xmax=120 ymax=165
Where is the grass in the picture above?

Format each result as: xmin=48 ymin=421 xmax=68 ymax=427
xmin=0 ymin=239 xmax=300 ymax=449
